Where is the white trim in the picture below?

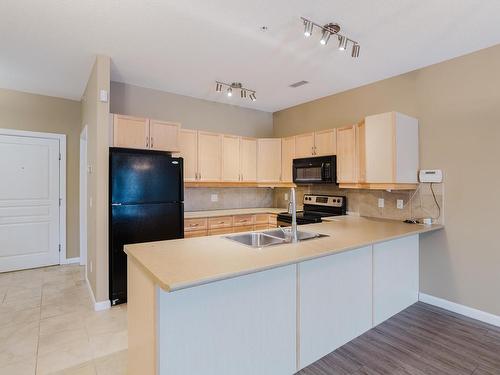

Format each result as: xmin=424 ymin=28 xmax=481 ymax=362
xmin=79 ymin=126 xmax=88 ymax=266
xmin=64 ymin=257 xmax=81 ymax=265
xmin=419 ymin=293 xmax=500 ymax=328
xmin=0 ymin=127 xmax=67 ymax=266
xmin=86 ymin=274 xmax=111 ymax=311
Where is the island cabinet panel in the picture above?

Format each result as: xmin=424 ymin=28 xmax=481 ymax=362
xmin=298 ymin=246 xmax=373 ymax=370
xmin=158 ymin=265 xmax=297 ymax=375
xmin=373 ymin=234 xmax=419 ymax=326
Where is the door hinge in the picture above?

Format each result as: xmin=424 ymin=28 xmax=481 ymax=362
xmin=58 ymin=244 xmax=61 ymax=252
xmin=59 ymin=198 xmax=62 ymax=207
xmin=59 ymin=153 xmax=61 ymax=160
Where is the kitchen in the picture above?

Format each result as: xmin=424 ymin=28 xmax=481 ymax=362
xmin=1 ymin=1 xmax=500 ymax=375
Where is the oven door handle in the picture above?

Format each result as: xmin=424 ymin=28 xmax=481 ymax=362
xmin=320 ymin=162 xmax=327 ymax=180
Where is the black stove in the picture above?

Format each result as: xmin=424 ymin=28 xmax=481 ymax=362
xmin=277 ymin=194 xmax=347 ymax=226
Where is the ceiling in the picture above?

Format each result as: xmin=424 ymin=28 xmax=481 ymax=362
xmin=2 ymin=0 xmax=500 ymax=112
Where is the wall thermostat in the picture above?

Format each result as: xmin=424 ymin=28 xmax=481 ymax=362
xmin=419 ymin=169 xmax=443 ymax=183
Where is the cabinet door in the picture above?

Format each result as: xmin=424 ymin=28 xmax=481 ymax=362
xmin=149 ymin=120 xmax=180 ymax=152
xmin=314 ymin=129 xmax=336 ymax=156
xmin=281 ymin=137 xmax=295 ymax=182
xmin=113 ymin=114 xmax=149 ymax=149
xmin=198 ymin=131 xmax=222 ymax=181
xmin=239 ymin=137 xmax=257 ymax=182
xmin=364 ymin=112 xmax=394 ymax=183
xmin=294 ymin=133 xmax=315 ymax=158
xmin=257 ymin=138 xmax=282 ymax=182
xmin=179 ymin=129 xmax=198 ymax=181
xmin=336 ymin=126 xmax=357 ymax=183
xmin=222 ymin=135 xmax=240 ymax=182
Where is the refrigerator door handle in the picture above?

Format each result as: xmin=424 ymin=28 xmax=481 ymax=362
xmin=112 ymin=203 xmax=122 ymax=206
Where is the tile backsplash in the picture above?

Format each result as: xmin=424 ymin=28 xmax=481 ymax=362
xmin=184 ymin=188 xmax=274 ymax=212
xmin=273 ymin=183 xmax=444 ymax=224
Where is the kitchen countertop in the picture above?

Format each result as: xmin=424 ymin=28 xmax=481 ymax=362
xmin=184 ymin=207 xmax=285 ymax=218
xmin=125 ymin=216 xmax=443 ymax=293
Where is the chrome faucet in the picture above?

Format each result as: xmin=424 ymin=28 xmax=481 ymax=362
xmin=290 ymin=187 xmax=298 ymax=243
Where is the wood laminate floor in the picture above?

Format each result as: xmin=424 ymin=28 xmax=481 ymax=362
xmin=299 ymin=302 xmax=500 ymax=375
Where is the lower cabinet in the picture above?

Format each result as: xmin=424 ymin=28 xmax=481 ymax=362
xmin=185 ymin=214 xmax=278 ymax=238
xmin=299 ymin=246 xmax=373 ymax=369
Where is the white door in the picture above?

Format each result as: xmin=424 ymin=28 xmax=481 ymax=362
xmin=0 ymin=134 xmax=60 ymax=272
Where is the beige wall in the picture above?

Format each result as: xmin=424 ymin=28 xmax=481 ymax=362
xmin=273 ymin=44 xmax=500 ymax=316
xmin=81 ymin=56 xmax=111 ymax=302
xmin=110 ymin=82 xmax=273 ymax=138
xmin=0 ymin=88 xmax=81 ymax=259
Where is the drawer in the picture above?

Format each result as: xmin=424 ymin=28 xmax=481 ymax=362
xmin=254 ymin=224 xmax=268 ymax=231
xmin=233 ymin=215 xmax=255 ymax=227
xmin=233 ymin=225 xmax=254 ymax=233
xmin=184 ymin=229 xmax=207 ymax=238
xmin=268 ymin=223 xmax=277 ymax=229
xmin=255 ymin=214 xmax=269 ymax=225
xmin=184 ymin=218 xmax=208 ymax=232
xmin=268 ymin=214 xmax=278 ymax=225
xmin=208 ymin=227 xmax=234 ymax=236
xmin=208 ymin=216 xmax=233 ymax=229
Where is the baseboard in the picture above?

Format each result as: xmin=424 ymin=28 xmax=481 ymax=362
xmin=419 ymin=293 xmax=500 ymax=328
xmin=85 ymin=274 xmax=111 ymax=312
xmin=64 ymin=257 xmax=81 ymax=264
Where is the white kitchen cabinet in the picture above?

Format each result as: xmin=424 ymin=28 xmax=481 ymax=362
xmin=198 ymin=131 xmax=223 ymax=182
xmin=239 ymin=137 xmax=257 ymax=182
xmin=222 ymin=135 xmax=240 ymax=182
xmin=257 ymin=138 xmax=282 ymax=182
xmin=179 ymin=129 xmax=198 ymax=182
xmin=299 ymin=246 xmax=373 ymax=369
xmin=373 ymin=235 xmax=419 ymax=326
xmin=281 ymin=136 xmax=295 ymax=183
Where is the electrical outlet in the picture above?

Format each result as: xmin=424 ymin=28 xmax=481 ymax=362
xmin=284 ymin=193 xmax=289 ymax=201
xmin=397 ymin=199 xmax=404 ymax=209
xmin=211 ymin=194 xmax=218 ymax=202
xmin=378 ymin=198 xmax=385 ymax=208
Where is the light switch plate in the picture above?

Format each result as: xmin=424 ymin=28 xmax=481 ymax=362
xmin=211 ymin=194 xmax=218 ymax=202
xmin=99 ymin=89 xmax=108 ymax=103
xmin=397 ymin=199 xmax=404 ymax=209
xmin=378 ymin=198 xmax=385 ymax=208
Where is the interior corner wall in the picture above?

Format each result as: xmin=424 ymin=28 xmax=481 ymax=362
xmin=0 ymin=88 xmax=81 ymax=259
xmin=273 ymin=44 xmax=500 ymax=317
xmin=109 ymin=81 xmax=273 ymax=138
xmin=81 ymin=55 xmax=111 ymax=303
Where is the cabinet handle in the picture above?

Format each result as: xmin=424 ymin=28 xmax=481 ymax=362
xmin=146 ymin=137 xmax=149 ymax=148
xmin=190 ymin=223 xmax=199 ymax=227
xmin=151 ymin=137 xmax=154 ymax=148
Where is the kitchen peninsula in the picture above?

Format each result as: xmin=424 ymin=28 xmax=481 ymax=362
xmin=125 ymin=216 xmax=443 ymax=375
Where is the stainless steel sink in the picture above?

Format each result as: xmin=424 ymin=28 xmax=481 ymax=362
xmin=263 ymin=229 xmax=327 ymax=242
xmin=224 ymin=232 xmax=285 ymax=248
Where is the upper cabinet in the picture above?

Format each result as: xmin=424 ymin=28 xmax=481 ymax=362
xmin=112 ymin=114 xmax=180 ymax=152
xmin=179 ymin=129 xmax=198 ymax=182
xmin=198 ymin=131 xmax=223 ymax=182
xmin=281 ymin=136 xmax=295 ymax=183
xmin=239 ymin=137 xmax=257 ymax=182
xmin=257 ymin=138 xmax=282 ymax=182
xmin=113 ymin=114 xmax=149 ymax=149
xmin=294 ymin=130 xmax=337 ymax=158
xmin=222 ymin=135 xmax=240 ymax=182
xmin=337 ymin=112 xmax=418 ymax=189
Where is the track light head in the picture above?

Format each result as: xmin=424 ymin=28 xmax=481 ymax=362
xmin=215 ymin=82 xmax=222 ymax=92
xmin=351 ymin=44 xmax=360 ymax=58
xmin=320 ymin=29 xmax=331 ymax=45
xmin=227 ymin=87 xmax=232 ymax=97
xmin=303 ymin=20 xmax=312 ymax=37
xmin=338 ymin=36 xmax=348 ymax=51
xmin=241 ymin=90 xmax=247 ymax=98
xmin=250 ymin=93 xmax=256 ymax=101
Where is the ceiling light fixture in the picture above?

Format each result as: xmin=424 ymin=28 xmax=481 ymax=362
xmin=300 ymin=17 xmax=360 ymax=58
xmin=215 ymin=81 xmax=257 ymax=102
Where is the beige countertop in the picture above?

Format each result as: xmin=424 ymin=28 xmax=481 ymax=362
xmin=125 ymin=216 xmax=443 ymax=293
xmin=184 ymin=207 xmax=285 ymax=218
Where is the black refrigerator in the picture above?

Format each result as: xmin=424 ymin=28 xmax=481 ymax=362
xmin=109 ymin=147 xmax=184 ymax=306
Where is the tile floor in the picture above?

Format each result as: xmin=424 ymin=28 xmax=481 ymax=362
xmin=0 ymin=265 xmax=127 ymax=375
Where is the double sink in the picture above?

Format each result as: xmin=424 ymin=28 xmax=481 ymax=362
xmin=225 ymin=229 xmax=327 ymax=249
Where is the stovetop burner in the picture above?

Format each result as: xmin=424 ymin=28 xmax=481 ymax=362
xmin=277 ymin=194 xmax=347 ymax=225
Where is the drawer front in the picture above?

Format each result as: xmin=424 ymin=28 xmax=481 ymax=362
xmin=268 ymin=223 xmax=278 ymax=229
xmin=268 ymin=214 xmax=278 ymax=225
xmin=184 ymin=229 xmax=207 ymax=238
xmin=233 ymin=225 xmax=254 ymax=233
xmin=208 ymin=216 xmax=233 ymax=229
xmin=255 ymin=214 xmax=269 ymax=225
xmin=208 ymin=227 xmax=234 ymax=236
xmin=254 ymin=224 xmax=269 ymax=231
xmin=233 ymin=215 xmax=255 ymax=227
xmin=184 ymin=218 xmax=208 ymax=232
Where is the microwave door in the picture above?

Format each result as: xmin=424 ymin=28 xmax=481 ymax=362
xmin=295 ymin=165 xmax=322 ymax=183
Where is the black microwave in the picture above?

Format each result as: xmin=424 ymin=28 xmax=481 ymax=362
xmin=292 ymin=155 xmax=337 ymax=184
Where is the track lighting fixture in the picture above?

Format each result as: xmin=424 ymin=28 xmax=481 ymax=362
xmin=300 ymin=17 xmax=360 ymax=58
xmin=215 ymin=81 xmax=257 ymax=102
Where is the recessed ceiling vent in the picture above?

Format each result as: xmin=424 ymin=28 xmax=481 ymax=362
xmin=289 ymin=80 xmax=309 ymax=88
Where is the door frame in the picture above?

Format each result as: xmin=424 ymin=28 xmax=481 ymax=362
xmin=79 ymin=126 xmax=88 ymax=266
xmin=0 ymin=128 xmax=67 ymax=265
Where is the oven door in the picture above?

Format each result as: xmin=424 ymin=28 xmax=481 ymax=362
xmin=293 ymin=155 xmax=336 ymax=184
